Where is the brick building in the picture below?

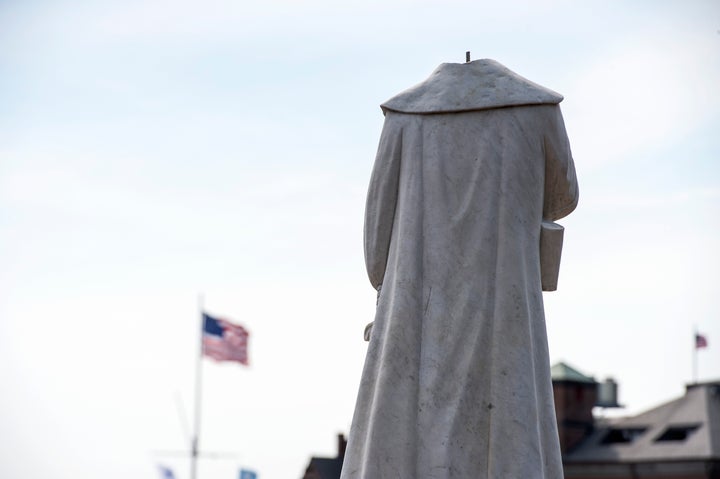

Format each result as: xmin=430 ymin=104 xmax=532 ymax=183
xmin=555 ymin=364 xmax=720 ymax=479
xmin=302 ymin=434 xmax=346 ymax=479
xmin=302 ymin=363 xmax=720 ymax=478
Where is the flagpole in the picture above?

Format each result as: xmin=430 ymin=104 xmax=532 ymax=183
xmin=192 ymin=294 xmax=205 ymax=479
xmin=692 ymin=324 xmax=698 ymax=384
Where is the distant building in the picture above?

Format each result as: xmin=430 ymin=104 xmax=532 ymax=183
xmin=302 ymin=434 xmax=346 ymax=479
xmin=302 ymin=364 xmax=720 ymax=478
xmin=552 ymin=361 xmax=607 ymax=453
xmin=554 ymin=362 xmax=720 ymax=479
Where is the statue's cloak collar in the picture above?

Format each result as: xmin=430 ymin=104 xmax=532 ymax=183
xmin=381 ymin=59 xmax=563 ymax=115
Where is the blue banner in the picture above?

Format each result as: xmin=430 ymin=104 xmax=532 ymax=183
xmin=240 ymin=469 xmax=257 ymax=479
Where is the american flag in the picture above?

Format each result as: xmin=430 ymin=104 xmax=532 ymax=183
xmin=203 ymin=313 xmax=249 ymax=365
xmin=695 ymin=333 xmax=708 ymax=349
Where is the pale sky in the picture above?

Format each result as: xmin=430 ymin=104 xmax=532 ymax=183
xmin=1 ymin=1 xmax=719 ymax=478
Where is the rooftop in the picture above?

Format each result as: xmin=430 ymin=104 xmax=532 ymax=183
xmin=551 ymin=361 xmax=597 ymax=384
xmin=565 ymin=380 xmax=720 ymax=463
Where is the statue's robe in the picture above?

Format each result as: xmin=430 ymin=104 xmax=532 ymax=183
xmin=341 ymin=59 xmax=579 ymax=479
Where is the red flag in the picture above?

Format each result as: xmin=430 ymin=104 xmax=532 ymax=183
xmin=202 ymin=313 xmax=249 ymax=365
xmin=695 ymin=333 xmax=708 ymax=349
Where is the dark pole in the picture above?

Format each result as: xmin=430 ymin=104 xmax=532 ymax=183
xmin=191 ymin=294 xmax=205 ymax=479
xmin=692 ymin=325 xmax=698 ymax=384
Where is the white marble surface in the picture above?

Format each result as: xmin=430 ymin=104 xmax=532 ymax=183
xmin=341 ymin=59 xmax=578 ymax=479
xmin=380 ymin=58 xmax=563 ymax=114
xmin=540 ymin=221 xmax=565 ymax=292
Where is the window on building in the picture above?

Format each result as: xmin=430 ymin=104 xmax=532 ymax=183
xmin=654 ymin=424 xmax=701 ymax=442
xmin=600 ymin=427 xmax=647 ymax=444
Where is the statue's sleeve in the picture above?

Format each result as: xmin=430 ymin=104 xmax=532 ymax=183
xmin=543 ymin=105 xmax=579 ymax=221
xmin=364 ymin=115 xmax=403 ymax=290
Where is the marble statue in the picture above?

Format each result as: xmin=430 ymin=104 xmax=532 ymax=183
xmin=341 ymin=59 xmax=579 ymax=479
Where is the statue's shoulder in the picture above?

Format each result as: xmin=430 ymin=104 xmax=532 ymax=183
xmin=381 ymin=59 xmax=563 ymax=115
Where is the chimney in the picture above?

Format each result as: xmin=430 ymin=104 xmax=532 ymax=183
xmin=551 ymin=362 xmax=598 ymax=454
xmin=337 ymin=433 xmax=347 ymax=459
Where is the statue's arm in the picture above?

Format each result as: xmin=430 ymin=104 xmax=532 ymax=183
xmin=539 ymin=105 xmax=578 ymax=291
xmin=542 ymin=105 xmax=579 ymax=221
xmin=364 ymin=115 xmax=403 ymax=291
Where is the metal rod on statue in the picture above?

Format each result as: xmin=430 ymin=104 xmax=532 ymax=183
xmin=192 ymin=294 xmax=205 ymax=479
